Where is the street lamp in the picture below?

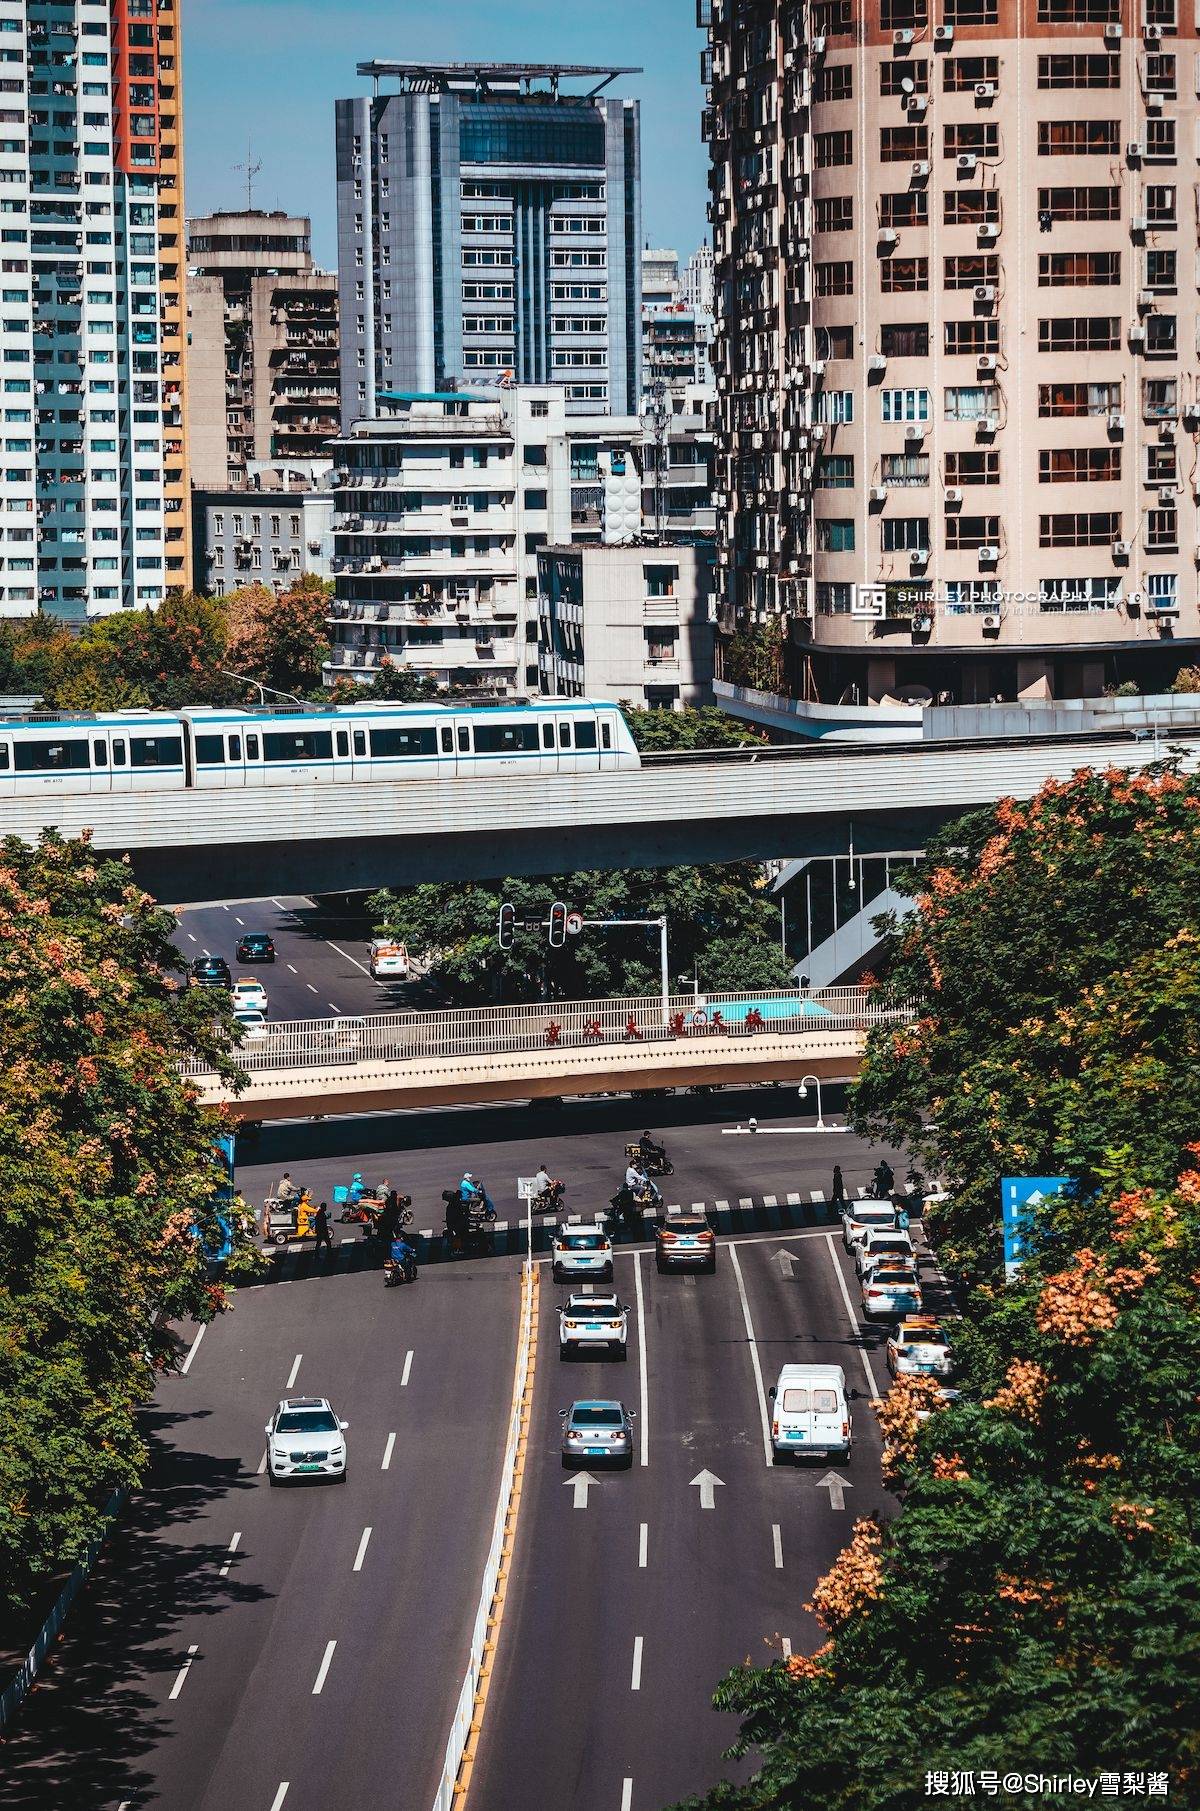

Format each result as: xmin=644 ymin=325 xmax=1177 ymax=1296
xmin=797 ymin=1073 xmax=825 ymax=1130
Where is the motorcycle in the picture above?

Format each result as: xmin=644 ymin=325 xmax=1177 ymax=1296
xmin=383 ymin=1233 xmax=418 ymax=1287
xmin=532 ymin=1178 xmax=566 ymax=1215
xmin=626 ymin=1140 xmax=673 ymax=1177
xmin=609 ymin=1178 xmax=661 ymax=1235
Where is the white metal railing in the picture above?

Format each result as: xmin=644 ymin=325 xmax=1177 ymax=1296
xmin=182 ymin=986 xmax=905 ymax=1078
xmin=430 ymin=1261 xmax=535 ymax=1811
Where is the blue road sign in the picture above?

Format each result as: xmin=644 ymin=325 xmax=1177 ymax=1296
xmin=1001 ymin=1176 xmax=1070 ymax=1280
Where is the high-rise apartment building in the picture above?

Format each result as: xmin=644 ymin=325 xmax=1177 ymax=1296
xmin=704 ymin=0 xmax=1200 ymax=704
xmin=0 ymin=0 xmax=189 ymax=621
xmin=334 ymin=61 xmax=643 ymax=426
xmin=186 ymin=210 xmax=339 ymax=492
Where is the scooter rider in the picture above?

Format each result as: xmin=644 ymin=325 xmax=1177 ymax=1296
xmin=639 ymin=1130 xmax=665 ymax=1166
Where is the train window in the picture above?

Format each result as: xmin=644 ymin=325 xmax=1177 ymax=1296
xmin=228 ymin=735 xmax=242 ymax=762
xmin=371 ymin=726 xmax=437 ymax=758
xmin=246 ymin=733 xmax=260 ymax=760
xmin=93 ymin=738 xmax=108 ymax=766
xmin=601 ymin=721 xmax=612 ymax=749
xmin=0 ymin=743 xmax=10 ymax=770
xmin=439 ymin=726 xmax=454 ymax=754
xmin=353 ymin=729 xmax=366 ymax=757
xmin=131 ymin=737 xmax=183 ymax=768
xmin=542 ymin=722 xmax=555 ymax=749
xmin=195 ymin=735 xmax=223 ymax=763
xmin=474 ymin=724 xmax=540 ymax=754
xmin=574 ymin=721 xmax=597 ymax=750
xmin=14 ymin=737 xmax=89 ymax=772
xmin=559 ymin=722 xmax=573 ymax=748
xmin=113 ymin=739 xmax=126 ymax=767
xmin=336 ymin=730 xmax=349 ymax=758
xmin=263 ymin=731 xmax=334 ymax=762
xmin=457 ymin=726 xmax=470 ymax=752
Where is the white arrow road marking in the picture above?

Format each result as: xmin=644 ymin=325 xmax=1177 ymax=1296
xmin=817 ymin=1470 xmax=852 ymax=1510
xmin=630 ymin=1635 xmax=643 ymax=1690
xmin=689 ymin=1469 xmax=724 ymax=1509
xmin=771 ymin=1249 xmax=796 ymax=1279
xmin=352 ymin=1527 xmax=372 ymax=1572
xmin=168 ymin=1645 xmax=198 ymax=1700
xmin=312 ymin=1640 xmax=336 ymax=1695
xmin=219 ymin=1532 xmax=240 ymax=1577
xmin=564 ymin=1470 xmax=596 ymax=1508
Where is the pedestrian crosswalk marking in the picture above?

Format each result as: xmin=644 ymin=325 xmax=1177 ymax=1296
xmin=763 ymin=1194 xmax=778 ymax=1209
xmin=786 ymin=1193 xmax=801 ymax=1206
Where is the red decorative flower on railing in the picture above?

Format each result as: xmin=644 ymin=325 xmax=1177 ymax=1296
xmin=624 ymin=1015 xmax=643 ymax=1040
xmin=745 ymin=1007 xmax=764 ymax=1034
xmin=669 ymin=1011 xmax=686 ymax=1037
xmin=583 ymin=1018 xmax=603 ymax=1041
xmin=545 ymin=1021 xmax=562 ymax=1046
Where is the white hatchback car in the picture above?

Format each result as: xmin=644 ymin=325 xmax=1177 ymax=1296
xmin=559 ymin=1292 xmax=628 ymax=1359
xmin=233 ymin=1006 xmax=269 ymax=1042
xmin=265 ymin=1396 xmax=348 ymax=1485
xmin=551 ymin=1222 xmax=614 ymax=1283
xmin=231 ymin=976 xmax=268 ymax=1014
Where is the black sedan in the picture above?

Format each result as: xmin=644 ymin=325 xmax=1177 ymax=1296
xmin=236 ymin=932 xmax=276 ymax=963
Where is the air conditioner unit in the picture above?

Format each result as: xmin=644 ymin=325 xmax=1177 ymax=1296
xmin=912 ymin=613 xmax=933 ymax=633
xmin=868 ymin=354 xmax=887 ymax=373
xmin=979 ymin=545 xmax=1000 ymax=562
xmin=1145 ymin=92 xmax=1163 ymax=112
xmin=1107 ymin=410 xmax=1125 ymax=432
xmin=1104 ymin=19 xmax=1122 ymax=39
xmin=1182 ymin=402 xmax=1200 ymax=426
xmin=1158 ymin=486 xmax=1176 ymax=504
xmin=811 ymin=34 xmax=827 ymax=56
xmin=1112 ymin=540 xmax=1131 ymax=558
xmin=974 ymin=283 xmax=997 ymax=303
xmin=810 ymin=359 xmax=827 ymax=378
xmin=977 ymin=353 xmax=998 ymax=373
xmin=904 ymin=423 xmax=926 ymax=442
xmin=945 ymin=486 xmax=963 ymax=504
xmin=810 ymin=422 xmax=827 ymax=443
xmin=1128 ymin=323 xmax=1146 ymax=345
xmin=1127 ymin=140 xmax=1145 ymax=161
xmin=906 ymin=93 xmax=928 ymax=115
xmin=974 ymin=81 xmax=997 ymax=100
xmin=933 ymin=24 xmax=954 ymax=44
xmin=893 ymin=27 xmax=915 ymax=48
xmin=869 ymin=485 xmax=888 ymax=504
xmin=911 ymin=160 xmax=931 ymax=180
xmin=981 ymin=612 xmax=1002 ymax=630
xmin=978 ymin=223 xmax=999 ymax=243
xmin=1159 ymin=420 xmax=1177 ymax=440
xmin=1131 ymin=214 xmax=1149 ymax=232
xmin=878 ymin=227 xmax=899 ymax=247
xmin=977 ymin=412 xmax=999 ymax=434
xmin=1144 ymin=23 xmax=1164 ymax=42
xmin=1138 ymin=288 xmax=1155 ymax=310
xmin=910 ymin=546 xmax=930 ymax=565
xmin=957 ymin=153 xmax=978 ymax=176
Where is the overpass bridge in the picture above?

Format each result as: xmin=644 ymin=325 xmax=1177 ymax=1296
xmin=186 ymin=985 xmax=902 ymax=1121
xmin=6 ymin=726 xmax=1194 ymax=904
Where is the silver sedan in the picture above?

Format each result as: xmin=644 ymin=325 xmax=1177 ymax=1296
xmin=559 ymin=1398 xmax=635 ymax=1468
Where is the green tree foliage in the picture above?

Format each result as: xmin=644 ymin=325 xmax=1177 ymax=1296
xmin=620 ymin=705 xmax=766 ymax=752
xmin=0 ymin=833 xmax=262 ymax=1614
xmin=852 ymin=764 xmax=1200 ymax=1275
xmin=225 ymin=574 xmax=333 ymax=696
xmin=42 ymin=590 xmax=236 ymax=711
xmin=370 ymin=863 xmax=792 ymax=1004
xmin=719 ymin=619 xmax=786 ymax=693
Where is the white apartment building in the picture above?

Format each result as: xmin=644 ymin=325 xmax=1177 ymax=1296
xmin=323 ymin=385 xmax=642 ymax=690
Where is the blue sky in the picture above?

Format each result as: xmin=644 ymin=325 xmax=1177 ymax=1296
xmin=183 ymin=0 xmax=710 ymax=270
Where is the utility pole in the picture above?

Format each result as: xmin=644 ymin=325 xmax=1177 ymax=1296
xmin=233 ymin=139 xmax=262 ymax=212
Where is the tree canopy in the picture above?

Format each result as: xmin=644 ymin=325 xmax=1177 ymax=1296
xmin=0 ymin=833 xmax=261 ymax=1615
xmin=619 ymin=704 xmax=766 ymax=752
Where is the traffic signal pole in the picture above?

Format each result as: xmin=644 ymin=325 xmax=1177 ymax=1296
xmin=498 ymin=902 xmax=672 ymax=1026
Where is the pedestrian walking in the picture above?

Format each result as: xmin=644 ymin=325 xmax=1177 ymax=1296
xmin=313 ymin=1200 xmax=334 ymax=1259
xmin=831 ymin=1164 xmax=846 ymax=1208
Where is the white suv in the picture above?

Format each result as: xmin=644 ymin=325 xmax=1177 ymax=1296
xmin=559 ymin=1292 xmax=628 ymax=1359
xmin=265 ymin=1396 xmax=348 ymax=1485
xmin=551 ymin=1222 xmax=614 ymax=1282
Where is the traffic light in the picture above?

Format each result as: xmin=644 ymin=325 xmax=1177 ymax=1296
xmin=548 ymin=901 xmax=568 ymax=948
xmin=497 ymin=902 xmax=516 ymax=951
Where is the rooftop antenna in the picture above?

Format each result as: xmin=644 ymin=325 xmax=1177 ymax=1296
xmin=233 ymin=139 xmax=262 ymax=212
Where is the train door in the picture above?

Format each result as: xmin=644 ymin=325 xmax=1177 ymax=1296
xmin=596 ymin=712 xmax=620 ymax=770
xmin=453 ymin=717 xmax=476 ymax=777
xmin=332 ymin=724 xmax=356 ymax=784
xmin=438 ymin=721 xmax=456 ymax=777
xmin=223 ymin=727 xmax=247 ymax=789
xmin=90 ymin=732 xmax=112 ymax=794
xmin=0 ymin=734 xmax=11 ymax=796
xmin=110 ymin=731 xmax=135 ymax=793
xmin=242 ymin=727 xmax=265 ymax=789
xmin=350 ymin=723 xmax=368 ymax=779
xmin=554 ymin=713 xmax=587 ymax=775
xmin=538 ymin=716 xmax=558 ymax=774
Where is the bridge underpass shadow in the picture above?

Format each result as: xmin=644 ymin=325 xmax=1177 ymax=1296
xmin=1 ymin=1408 xmax=268 ymax=1810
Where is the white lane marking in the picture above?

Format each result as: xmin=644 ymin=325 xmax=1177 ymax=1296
xmin=235 ymin=916 xmax=244 ymax=926
xmin=638 ymin=1522 xmax=648 ymax=1568
xmin=772 ymin=1523 xmax=784 ymax=1570
xmin=311 ymin=1639 xmax=337 ymax=1696
xmin=536 ymin=1225 xmax=845 ymax=1269
xmin=781 ymin=1637 xmax=793 ymax=1659
xmin=825 ymin=1235 xmax=882 ymax=1400
xmin=180 ymin=1323 xmax=206 ymax=1376
xmin=633 ymin=1251 xmax=649 ymax=1468
xmin=271 ymin=897 xmax=293 ymax=914
xmin=728 ymin=1244 xmax=773 ymax=1467
xmin=621 ymin=1782 xmax=633 ymax=1811
xmin=186 ymin=932 xmax=197 ymax=942
xmin=270 ymin=1785 xmax=290 ymax=1811
xmin=352 ymin=1526 xmax=372 ymax=1573
xmin=630 ymin=1635 xmax=643 ymax=1691
xmin=168 ymin=1644 xmax=198 ymax=1700
xmin=329 ymin=1003 xmax=341 ymax=1014
xmin=306 ymin=983 xmax=319 ymax=995
xmin=285 ymin=1353 xmax=302 ymax=1389
xmin=325 ymin=937 xmax=373 ymax=978
xmin=219 ymin=1532 xmax=241 ymax=1577
xmin=401 ymin=1350 xmax=413 ymax=1387
xmin=381 ymin=1432 xmax=396 ymax=1471
xmin=286 ymin=963 xmax=298 ymax=974
xmin=221 ymin=904 xmax=229 ymax=912
xmin=256 ymin=1449 xmax=267 ymax=1476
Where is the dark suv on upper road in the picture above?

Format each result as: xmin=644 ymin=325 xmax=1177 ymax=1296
xmin=236 ymin=932 xmax=276 ymax=963
xmin=189 ymin=954 xmax=232 ymax=989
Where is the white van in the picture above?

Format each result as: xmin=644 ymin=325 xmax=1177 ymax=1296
xmin=369 ymin=940 xmax=410 ymax=981
xmin=768 ymin=1363 xmax=852 ymax=1462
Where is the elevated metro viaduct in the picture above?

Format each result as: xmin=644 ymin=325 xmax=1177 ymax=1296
xmin=4 ymin=728 xmax=1194 ymax=906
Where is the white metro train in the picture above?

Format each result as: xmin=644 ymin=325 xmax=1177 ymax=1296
xmin=0 ymin=700 xmax=643 ymax=797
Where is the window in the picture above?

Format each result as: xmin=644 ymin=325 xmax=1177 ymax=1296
xmin=1038 ymin=120 xmax=1120 ymax=155
xmin=811 ymin=0 xmax=853 ymax=30
xmin=881 ymin=60 xmax=928 ymax=97
xmin=882 ymin=387 xmax=930 ymax=421
xmin=524 ymin=488 xmax=548 ymax=509
xmin=1038 ymin=381 xmax=1122 ymax=416
xmin=881 ymin=516 xmax=929 ymax=552
xmin=130 ymin=736 xmax=183 ymax=769
xmin=816 ymin=518 xmax=856 ymax=552
xmin=14 ymin=737 xmax=89 ymax=772
xmin=1146 ymin=313 xmax=1176 ymax=355
xmin=815 ymin=63 xmax=853 ymax=102
xmin=944 ymin=0 xmax=997 ymax=18
xmin=945 ymin=580 xmax=1003 ymax=614
xmin=944 ymin=123 xmax=999 ymax=158
xmin=944 ymin=56 xmax=999 ymax=92
xmin=1040 ymin=576 xmax=1121 ymax=610
xmin=370 ymin=726 xmax=437 ymax=759
xmin=881 ymin=125 xmax=928 ymax=162
xmin=881 ymin=257 xmax=928 ymax=292
xmin=1146 ymin=508 xmax=1177 ymax=551
xmin=1144 ymin=52 xmax=1176 ymax=95
xmin=1143 ymin=378 xmax=1178 ymax=419
xmin=1146 ymin=443 xmax=1177 ymax=484
xmin=815 ymin=131 xmax=853 ymax=168
xmin=263 ymin=731 xmax=335 ymax=762
xmin=944 ymin=254 xmax=999 ymax=289
xmin=881 ymin=191 xmax=928 ymax=227
xmin=944 ymin=319 xmax=999 ymax=353
xmin=815 ymin=196 xmax=853 ymax=232
xmin=816 ymin=455 xmax=856 ymax=488
xmin=946 ymin=515 xmax=1000 ymax=550
xmin=1144 ymin=119 xmax=1176 ymax=161
xmin=1037 ymin=0 xmax=1121 ymax=18
xmin=474 ymin=723 xmax=541 ymax=754
xmin=1037 ymin=316 xmax=1121 ymax=351
xmin=945 ymin=450 xmax=1000 ymax=484
xmin=1145 ymin=249 xmax=1176 ymax=291
xmin=880 ymin=452 xmax=929 ymax=487
xmin=880 ymin=0 xmax=928 ymax=23
xmin=817 ymin=389 xmax=855 ymax=424
xmin=1147 ymin=573 xmax=1179 ymax=612
xmin=1038 ymin=186 xmax=1120 ymax=221
xmin=815 ymin=260 xmax=854 ymax=296
xmin=1037 ymin=54 xmax=1120 ymax=88
xmin=881 ymin=322 xmax=930 ymax=357
xmin=646 ymin=564 xmax=679 ymax=596
xmin=944 ymin=191 xmax=1000 ymax=227
xmin=1039 ymin=448 xmax=1121 ymax=481
xmin=815 ymin=324 xmax=855 ymax=360
xmin=1039 ymin=511 xmax=1121 ymax=546
xmin=816 ymin=582 xmax=854 ymax=614
xmin=1038 ymin=251 xmax=1120 ymax=285
xmin=1145 ymin=185 xmax=1176 ymax=226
